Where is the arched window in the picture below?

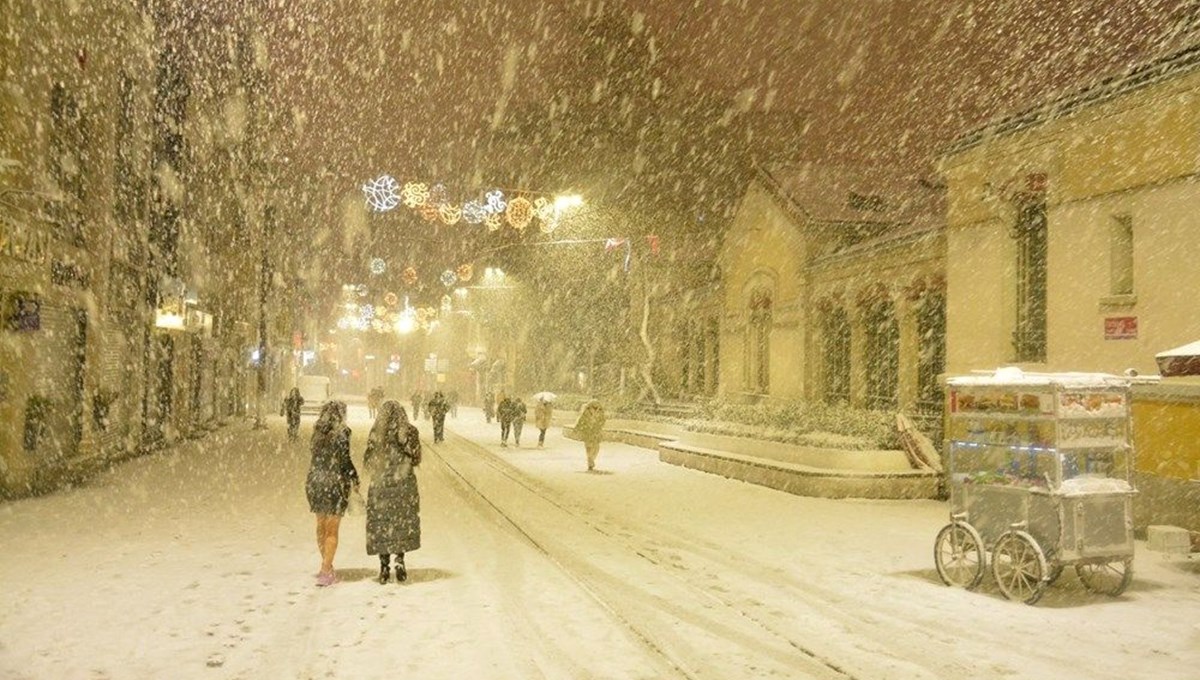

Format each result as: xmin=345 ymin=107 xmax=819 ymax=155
xmin=864 ymin=298 xmax=899 ymax=410
xmin=915 ymin=287 xmax=946 ymax=414
xmin=823 ymin=307 xmax=851 ymax=405
xmin=1013 ymin=200 xmax=1047 ymax=361
xmin=746 ymin=289 xmax=772 ymax=394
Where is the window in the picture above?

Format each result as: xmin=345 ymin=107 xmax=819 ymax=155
xmin=1013 ymin=200 xmax=1047 ymax=362
xmin=823 ymin=307 xmax=851 ymax=405
xmin=1109 ymin=214 xmax=1134 ymax=295
xmin=49 ymin=83 xmax=88 ymax=245
xmin=746 ymin=289 xmax=771 ymax=393
xmin=864 ymin=299 xmax=899 ymax=410
xmin=916 ymin=289 xmax=946 ymax=414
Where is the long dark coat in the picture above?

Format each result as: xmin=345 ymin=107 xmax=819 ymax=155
xmin=305 ymin=425 xmax=357 ymax=515
xmin=364 ymin=423 xmax=422 ymax=555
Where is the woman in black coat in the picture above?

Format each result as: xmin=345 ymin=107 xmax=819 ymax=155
xmin=281 ymin=387 xmax=304 ymax=441
xmin=363 ymin=400 xmax=422 ymax=583
xmin=305 ymin=401 xmax=359 ymax=586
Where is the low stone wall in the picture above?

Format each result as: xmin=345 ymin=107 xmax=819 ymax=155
xmin=564 ymin=420 xmax=939 ymax=500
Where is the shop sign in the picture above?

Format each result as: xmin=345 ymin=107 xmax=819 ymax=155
xmin=1104 ymin=316 xmax=1138 ymax=340
xmin=0 ymin=216 xmax=50 ymax=264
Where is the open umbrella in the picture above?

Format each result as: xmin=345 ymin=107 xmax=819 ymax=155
xmin=531 ymin=391 xmax=557 ymax=402
xmin=1156 ymin=340 xmax=1200 ymax=377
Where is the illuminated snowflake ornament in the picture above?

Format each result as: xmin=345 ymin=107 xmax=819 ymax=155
xmin=438 ymin=203 xmax=462 ymax=225
xmin=462 ymin=200 xmax=487 ymax=224
xmin=484 ymin=190 xmax=507 ymax=214
xmin=362 ymin=175 xmax=400 ymax=212
xmin=506 ymin=196 xmax=534 ymax=231
xmin=440 ymin=269 xmax=458 ymax=287
xmin=484 ymin=212 xmax=503 ymax=232
xmin=384 ymin=291 xmax=399 ymax=307
xmin=402 ymin=267 xmax=418 ymax=285
xmin=370 ymin=258 xmax=386 ymax=275
xmin=456 ymin=263 xmax=473 ymax=282
xmin=429 ymin=183 xmax=449 ymax=206
xmin=533 ymin=197 xmax=554 ymax=221
xmin=402 ymin=182 xmax=430 ymax=208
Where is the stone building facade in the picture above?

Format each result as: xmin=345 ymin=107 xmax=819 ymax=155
xmin=0 ymin=2 xmax=292 ymax=497
xmin=719 ymin=163 xmax=946 ymax=422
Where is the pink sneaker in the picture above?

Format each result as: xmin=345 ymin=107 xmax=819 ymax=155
xmin=316 ymin=571 xmax=337 ymax=587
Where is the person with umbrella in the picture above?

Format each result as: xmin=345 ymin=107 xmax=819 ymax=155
xmin=533 ymin=393 xmax=555 ymax=448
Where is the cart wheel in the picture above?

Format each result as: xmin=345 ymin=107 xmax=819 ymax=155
xmin=934 ymin=522 xmax=985 ymax=589
xmin=991 ymin=531 xmax=1048 ymax=605
xmin=1076 ymin=559 xmax=1133 ymax=596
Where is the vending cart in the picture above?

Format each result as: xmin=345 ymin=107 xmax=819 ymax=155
xmin=933 ymin=369 xmax=1136 ymax=604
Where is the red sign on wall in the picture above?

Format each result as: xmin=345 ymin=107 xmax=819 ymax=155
xmin=1104 ymin=316 xmax=1138 ymax=340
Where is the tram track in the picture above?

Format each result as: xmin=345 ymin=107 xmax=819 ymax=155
xmin=425 ymin=434 xmax=858 ymax=680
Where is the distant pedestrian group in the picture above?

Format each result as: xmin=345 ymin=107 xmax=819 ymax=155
xmin=497 ymin=393 xmax=526 ymax=447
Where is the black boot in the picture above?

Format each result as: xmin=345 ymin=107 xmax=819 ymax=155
xmin=378 ymin=554 xmax=391 ymax=584
xmin=395 ymin=553 xmax=407 ymax=582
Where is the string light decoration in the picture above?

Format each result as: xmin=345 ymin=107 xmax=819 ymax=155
xmin=540 ymin=213 xmax=560 ymax=234
xmin=362 ymin=175 xmax=401 ymax=212
xmin=419 ymin=203 xmax=440 ymax=222
xmin=456 ymin=263 xmax=473 ymax=282
xmin=429 ymin=183 xmax=449 ymax=206
xmin=402 ymin=182 xmax=430 ymax=208
xmin=462 ymin=200 xmax=487 ymax=224
xmin=533 ymin=197 xmax=553 ymax=221
xmin=506 ymin=196 xmax=533 ymax=231
xmin=402 ymin=267 xmax=419 ymax=285
xmin=370 ymin=258 xmax=387 ymax=275
xmin=438 ymin=203 xmax=462 ymax=225
xmin=484 ymin=190 xmax=507 ymax=214
xmin=484 ymin=212 xmax=503 ymax=232
xmin=440 ymin=269 xmax=458 ymax=287
xmin=384 ymin=292 xmax=399 ymax=307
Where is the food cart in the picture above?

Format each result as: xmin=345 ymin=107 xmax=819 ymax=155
xmin=933 ymin=369 xmax=1136 ymax=604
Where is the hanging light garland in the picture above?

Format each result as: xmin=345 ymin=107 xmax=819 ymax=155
xmin=361 ymin=174 xmax=583 ymax=233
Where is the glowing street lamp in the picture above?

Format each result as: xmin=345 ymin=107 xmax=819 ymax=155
xmin=553 ymin=194 xmax=583 ymax=211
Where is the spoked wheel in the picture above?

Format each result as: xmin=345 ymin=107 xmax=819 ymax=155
xmin=991 ymin=530 xmax=1048 ymax=604
xmin=1076 ymin=558 xmax=1133 ymax=596
xmin=934 ymin=522 xmax=985 ymax=589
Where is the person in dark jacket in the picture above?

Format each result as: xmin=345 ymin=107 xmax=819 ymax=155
xmin=281 ymin=387 xmax=304 ymax=441
xmin=511 ymin=397 xmax=527 ymax=447
xmin=496 ymin=393 xmax=516 ymax=447
xmin=363 ymin=400 xmax=422 ymax=584
xmin=411 ymin=389 xmax=424 ymax=420
xmin=482 ymin=390 xmax=495 ymax=424
xmin=427 ymin=391 xmax=450 ymax=443
xmin=305 ymin=401 xmax=359 ymax=586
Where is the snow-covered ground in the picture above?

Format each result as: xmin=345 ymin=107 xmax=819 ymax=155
xmin=1 ymin=401 xmax=1198 ymax=679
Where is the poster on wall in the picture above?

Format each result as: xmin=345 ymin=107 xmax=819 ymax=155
xmin=5 ymin=294 xmax=41 ymax=331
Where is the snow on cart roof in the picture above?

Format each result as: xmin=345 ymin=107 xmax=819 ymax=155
xmin=947 ymin=367 xmax=1130 ymax=388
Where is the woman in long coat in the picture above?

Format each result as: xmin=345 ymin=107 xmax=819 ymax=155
xmin=281 ymin=387 xmax=304 ymax=441
xmin=573 ymin=400 xmax=606 ymax=471
xmin=363 ymin=400 xmax=422 ymax=584
xmin=305 ymin=401 xmax=358 ymax=586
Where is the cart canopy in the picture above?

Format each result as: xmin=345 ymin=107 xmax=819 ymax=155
xmin=1155 ymin=340 xmax=1200 ymax=377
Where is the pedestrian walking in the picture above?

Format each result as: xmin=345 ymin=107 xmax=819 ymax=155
xmin=281 ymin=387 xmax=304 ymax=441
xmin=482 ymin=390 xmax=495 ymax=424
xmin=305 ymin=401 xmax=359 ymax=586
xmin=511 ymin=397 xmax=527 ymax=447
xmin=367 ymin=386 xmax=384 ymax=419
xmin=427 ymin=390 xmax=450 ymax=443
xmin=534 ymin=397 xmax=553 ymax=448
xmin=573 ymin=400 xmax=606 ymax=471
xmin=363 ymin=400 xmax=421 ymax=584
xmin=448 ymin=390 xmax=459 ymax=418
xmin=411 ymin=389 xmax=424 ymax=420
xmin=497 ymin=392 xmax=516 ymax=447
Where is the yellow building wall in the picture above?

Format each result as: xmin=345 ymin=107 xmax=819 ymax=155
xmin=942 ymin=65 xmax=1200 ymax=376
xmin=720 ymin=184 xmax=808 ymax=400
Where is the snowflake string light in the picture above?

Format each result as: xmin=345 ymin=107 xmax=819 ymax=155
xmin=402 ymin=267 xmax=418 ymax=285
xmin=429 ymin=183 xmax=449 ymax=206
xmin=484 ymin=190 xmax=507 ymax=214
xmin=361 ymin=304 xmax=376 ymax=320
xmin=533 ymin=197 xmax=554 ymax=221
xmin=440 ymin=294 xmax=452 ymax=314
xmin=419 ymin=203 xmax=440 ymax=221
xmin=540 ymin=213 xmax=560 ymax=234
xmin=370 ymin=258 xmax=387 ymax=275
xmin=484 ymin=212 xmax=503 ymax=232
xmin=456 ymin=263 xmax=473 ymax=282
xmin=462 ymin=200 xmax=487 ymax=224
xmin=384 ymin=292 xmax=399 ymax=307
xmin=402 ymin=182 xmax=430 ymax=208
xmin=506 ymin=196 xmax=533 ymax=231
xmin=438 ymin=203 xmax=462 ymax=225
xmin=362 ymin=175 xmax=401 ymax=212
xmin=440 ymin=269 xmax=458 ymax=287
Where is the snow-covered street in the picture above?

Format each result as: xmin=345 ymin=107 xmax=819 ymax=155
xmin=2 ymin=403 xmax=1198 ymax=680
